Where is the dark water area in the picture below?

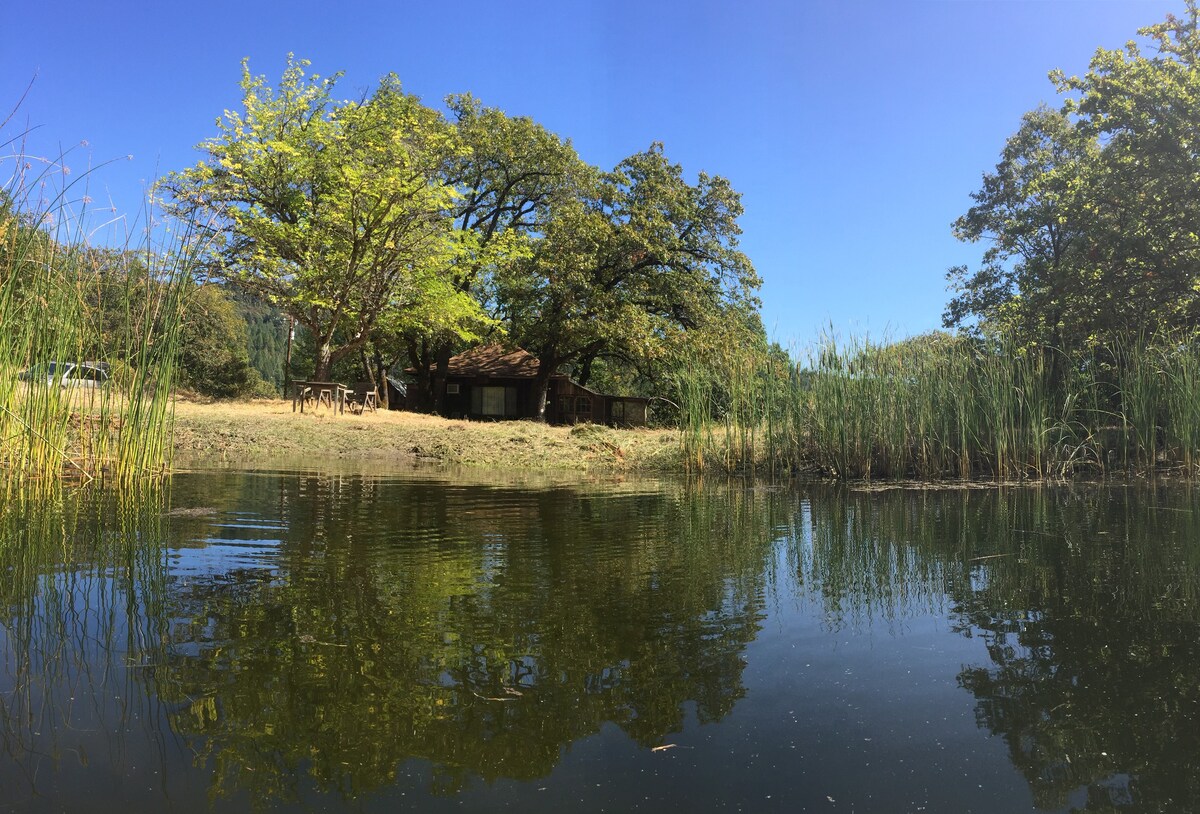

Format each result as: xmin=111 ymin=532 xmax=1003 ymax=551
xmin=2 ymin=472 xmax=1200 ymax=812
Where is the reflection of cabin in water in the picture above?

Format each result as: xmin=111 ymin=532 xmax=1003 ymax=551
xmin=431 ymin=345 xmax=649 ymax=427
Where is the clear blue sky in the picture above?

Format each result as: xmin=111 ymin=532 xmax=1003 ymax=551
xmin=2 ymin=0 xmax=1171 ymax=346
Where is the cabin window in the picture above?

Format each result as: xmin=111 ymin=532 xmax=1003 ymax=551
xmin=611 ymin=400 xmax=625 ymax=421
xmin=558 ymin=395 xmax=573 ymax=414
xmin=575 ymin=397 xmax=592 ymax=416
xmin=470 ymin=385 xmax=514 ymax=417
xmin=446 ymin=383 xmax=460 ymax=395
xmin=481 ymin=386 xmax=506 ymax=416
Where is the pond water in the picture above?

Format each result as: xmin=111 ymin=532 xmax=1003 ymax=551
xmin=1 ymin=470 xmax=1198 ymax=812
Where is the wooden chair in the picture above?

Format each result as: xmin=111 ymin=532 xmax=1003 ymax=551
xmin=348 ymin=381 xmax=380 ymax=414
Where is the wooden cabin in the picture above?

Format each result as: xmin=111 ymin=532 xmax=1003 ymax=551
xmin=553 ymin=378 xmax=649 ymax=427
xmin=432 ymin=345 xmax=650 ymax=427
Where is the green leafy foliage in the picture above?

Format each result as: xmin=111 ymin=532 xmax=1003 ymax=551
xmin=177 ymin=284 xmax=272 ymax=399
xmin=232 ymin=291 xmax=289 ymax=393
xmin=496 ymin=143 xmax=761 ymax=417
xmin=161 ymin=56 xmax=481 ymax=381
xmin=397 ymin=95 xmax=584 ymax=409
xmin=947 ymin=2 xmax=1200 ymax=354
xmin=945 ymin=106 xmax=1099 ymax=351
xmin=163 ymin=59 xmax=764 ymax=408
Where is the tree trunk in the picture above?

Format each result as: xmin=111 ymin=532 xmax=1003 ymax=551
xmin=371 ymin=347 xmax=388 ymax=409
xmin=577 ymin=353 xmax=596 ymax=387
xmin=313 ymin=341 xmax=334 ymax=382
xmin=532 ymin=356 xmax=559 ymax=422
xmin=432 ymin=340 xmax=452 ymax=415
xmin=405 ymin=339 xmax=433 ymax=412
xmin=359 ymin=347 xmax=372 ymax=383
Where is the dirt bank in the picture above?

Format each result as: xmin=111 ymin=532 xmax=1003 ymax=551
xmin=170 ymin=399 xmax=683 ymax=472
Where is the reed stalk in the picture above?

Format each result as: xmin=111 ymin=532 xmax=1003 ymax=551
xmin=676 ymin=328 xmax=1193 ymax=480
xmin=1 ymin=134 xmax=195 ymax=482
xmin=1113 ymin=336 xmax=1164 ymax=471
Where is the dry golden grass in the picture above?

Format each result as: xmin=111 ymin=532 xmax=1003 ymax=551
xmin=170 ymin=397 xmax=683 ymax=472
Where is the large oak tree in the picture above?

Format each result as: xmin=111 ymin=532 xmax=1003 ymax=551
xmin=403 ymin=95 xmax=586 ymax=411
xmin=161 ymin=57 xmax=479 ymax=382
xmin=497 ymin=144 xmax=760 ymax=419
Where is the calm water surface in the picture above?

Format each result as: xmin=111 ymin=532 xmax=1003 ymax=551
xmin=1 ymin=471 xmax=1198 ymax=812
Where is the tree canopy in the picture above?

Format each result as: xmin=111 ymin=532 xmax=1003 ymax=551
xmin=946 ymin=1 xmax=1200 ymax=353
xmin=497 ymin=144 xmax=761 ymax=417
xmin=163 ymin=58 xmax=763 ymax=406
xmin=161 ymin=57 xmax=481 ymax=381
xmin=399 ymin=94 xmax=585 ymax=409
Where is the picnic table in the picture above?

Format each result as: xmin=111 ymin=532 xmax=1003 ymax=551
xmin=291 ymin=380 xmax=350 ymax=414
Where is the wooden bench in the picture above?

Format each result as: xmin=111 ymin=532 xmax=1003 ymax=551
xmin=347 ymin=381 xmax=380 ymax=414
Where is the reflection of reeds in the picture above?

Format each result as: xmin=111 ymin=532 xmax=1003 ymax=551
xmin=785 ymin=488 xmax=957 ymax=629
xmin=1 ymin=131 xmax=193 ymax=482
xmin=0 ymin=484 xmax=171 ymax=786
xmin=678 ymin=331 xmax=1200 ymax=480
xmin=784 ymin=483 xmax=1200 ymax=631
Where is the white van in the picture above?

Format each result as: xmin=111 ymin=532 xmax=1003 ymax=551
xmin=18 ymin=361 xmax=111 ymax=389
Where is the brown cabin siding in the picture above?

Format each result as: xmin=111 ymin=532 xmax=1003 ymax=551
xmin=421 ymin=345 xmax=650 ymax=426
xmin=551 ymin=379 xmax=602 ymax=425
xmin=607 ymin=397 xmax=648 ymax=427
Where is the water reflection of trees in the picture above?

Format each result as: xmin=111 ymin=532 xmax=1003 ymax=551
xmin=804 ymin=485 xmax=1200 ymax=812
xmin=156 ymin=474 xmax=783 ymax=801
xmin=13 ymin=476 xmax=1196 ymax=810
xmin=949 ymin=487 xmax=1200 ymax=811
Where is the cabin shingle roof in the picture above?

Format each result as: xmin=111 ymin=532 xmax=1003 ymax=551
xmin=436 ymin=345 xmax=548 ymax=378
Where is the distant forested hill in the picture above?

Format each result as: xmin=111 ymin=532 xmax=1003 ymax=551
xmin=233 ymin=292 xmax=288 ymax=394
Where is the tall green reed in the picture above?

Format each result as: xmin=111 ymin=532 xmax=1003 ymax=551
xmin=0 ymin=136 xmax=194 ymax=482
xmin=1112 ymin=336 xmax=1163 ymax=471
xmin=1161 ymin=338 xmax=1200 ymax=473
xmin=1118 ymin=332 xmax=1200 ymax=475
xmin=676 ymin=330 xmax=1186 ymax=481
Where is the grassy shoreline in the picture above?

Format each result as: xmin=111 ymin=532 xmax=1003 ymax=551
xmin=170 ymin=398 xmax=684 ymax=472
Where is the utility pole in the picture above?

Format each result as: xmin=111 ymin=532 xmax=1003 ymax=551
xmin=284 ymin=316 xmax=295 ymax=396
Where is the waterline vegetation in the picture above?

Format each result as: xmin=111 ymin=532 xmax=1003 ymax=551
xmin=677 ymin=331 xmax=1200 ymax=480
xmin=0 ymin=132 xmax=196 ymax=483
xmin=680 ymin=3 xmax=1200 ymax=481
